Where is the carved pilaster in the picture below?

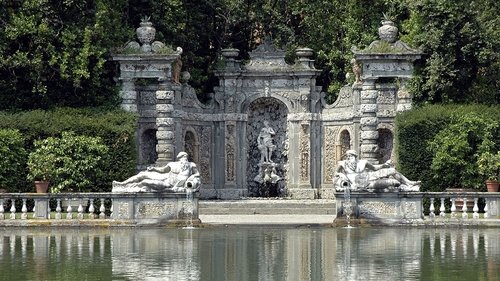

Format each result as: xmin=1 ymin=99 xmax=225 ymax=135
xmin=225 ymin=122 xmax=236 ymax=182
xmin=323 ymin=126 xmax=339 ymax=183
xmin=299 ymin=123 xmax=310 ymax=182
xmin=200 ymin=126 xmax=212 ymax=183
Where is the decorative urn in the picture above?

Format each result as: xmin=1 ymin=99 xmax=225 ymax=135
xmin=378 ymin=19 xmax=398 ymax=43
xmin=136 ymin=16 xmax=156 ymax=53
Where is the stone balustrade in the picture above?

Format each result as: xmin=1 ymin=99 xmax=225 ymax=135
xmin=0 ymin=192 xmax=199 ymax=226
xmin=335 ymin=191 xmax=500 ymax=225
xmin=423 ymin=192 xmax=499 ymax=220
xmin=0 ymin=192 xmax=498 ymax=226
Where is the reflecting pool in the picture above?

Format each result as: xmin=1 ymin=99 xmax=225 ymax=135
xmin=0 ymin=227 xmax=498 ymax=280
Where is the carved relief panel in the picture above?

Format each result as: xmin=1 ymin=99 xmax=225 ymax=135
xmin=225 ymin=122 xmax=236 ymax=182
xmin=300 ymin=123 xmax=310 ymax=182
xmin=323 ymin=126 xmax=339 ymax=183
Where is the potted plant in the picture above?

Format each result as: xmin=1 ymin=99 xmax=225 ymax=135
xmin=27 ymin=138 xmax=57 ymax=193
xmin=477 ymin=151 xmax=500 ymax=192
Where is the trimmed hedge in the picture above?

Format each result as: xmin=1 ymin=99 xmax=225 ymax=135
xmin=0 ymin=108 xmax=137 ymax=192
xmin=0 ymin=129 xmax=27 ymax=191
xmin=396 ymin=104 xmax=500 ymax=192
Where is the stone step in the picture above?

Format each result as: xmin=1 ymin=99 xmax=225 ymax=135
xmin=199 ymin=199 xmax=336 ymax=215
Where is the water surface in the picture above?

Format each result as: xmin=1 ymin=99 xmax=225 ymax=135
xmin=0 ymin=227 xmax=498 ymax=280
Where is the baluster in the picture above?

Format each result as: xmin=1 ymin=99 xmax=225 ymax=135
xmin=429 ymin=198 xmax=436 ymax=219
xmin=484 ymin=198 xmax=489 ymax=218
xmin=472 ymin=198 xmax=479 ymax=219
xmin=32 ymin=201 xmax=36 ymax=219
xmin=439 ymin=198 xmax=446 ymax=217
xmin=88 ymin=200 xmax=95 ymax=219
xmin=99 ymin=198 xmax=106 ymax=219
xmin=77 ymin=200 xmax=84 ymax=220
xmin=450 ymin=198 xmax=457 ymax=218
xmin=0 ymin=199 xmax=4 ymax=220
xmin=10 ymin=199 xmax=16 ymax=220
xmin=110 ymin=201 xmax=113 ymax=218
xmin=66 ymin=204 xmax=73 ymax=220
xmin=462 ymin=197 xmax=468 ymax=219
xmin=55 ymin=199 xmax=62 ymax=219
xmin=21 ymin=199 xmax=28 ymax=219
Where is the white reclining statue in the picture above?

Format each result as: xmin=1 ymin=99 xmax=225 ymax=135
xmin=112 ymin=151 xmax=201 ymax=193
xmin=333 ymin=149 xmax=420 ymax=192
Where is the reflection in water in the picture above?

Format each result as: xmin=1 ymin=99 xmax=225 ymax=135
xmin=0 ymin=227 xmax=498 ymax=280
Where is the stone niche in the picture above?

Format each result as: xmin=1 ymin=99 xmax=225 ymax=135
xmin=246 ymin=97 xmax=288 ymax=196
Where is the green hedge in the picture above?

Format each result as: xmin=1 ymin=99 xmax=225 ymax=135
xmin=0 ymin=129 xmax=27 ymax=191
xmin=0 ymin=108 xmax=137 ymax=192
xmin=396 ymin=104 xmax=500 ymax=192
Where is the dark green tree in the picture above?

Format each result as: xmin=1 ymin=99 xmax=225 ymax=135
xmin=400 ymin=0 xmax=499 ymax=104
xmin=0 ymin=0 xmax=131 ymax=110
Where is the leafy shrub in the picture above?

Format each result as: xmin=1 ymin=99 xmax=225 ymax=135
xmin=0 ymin=129 xmax=27 ymax=191
xmin=396 ymin=104 xmax=500 ymax=191
xmin=27 ymin=132 xmax=108 ymax=193
xmin=429 ymin=113 xmax=499 ymax=190
xmin=0 ymin=108 xmax=137 ymax=192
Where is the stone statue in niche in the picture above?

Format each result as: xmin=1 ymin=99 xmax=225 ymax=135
xmin=254 ymin=120 xmax=282 ymax=188
xmin=333 ymin=149 xmax=420 ymax=192
xmin=257 ymin=120 xmax=276 ymax=163
xmin=112 ymin=152 xmax=200 ymax=192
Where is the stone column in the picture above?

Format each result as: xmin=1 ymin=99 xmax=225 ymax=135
xmin=359 ymin=80 xmax=379 ymax=163
xmin=155 ymin=81 xmax=175 ymax=164
xmin=396 ymin=78 xmax=413 ymax=112
xmin=119 ymin=78 xmax=137 ymax=112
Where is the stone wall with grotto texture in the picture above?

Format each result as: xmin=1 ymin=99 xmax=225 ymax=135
xmin=112 ymin=20 xmax=422 ymax=199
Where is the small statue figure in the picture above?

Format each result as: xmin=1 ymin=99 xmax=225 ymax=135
xmin=351 ymin=58 xmax=362 ymax=84
xmin=333 ymin=149 xmax=420 ymax=192
xmin=112 ymin=151 xmax=200 ymax=192
xmin=172 ymin=47 xmax=183 ymax=84
xmin=254 ymin=162 xmax=281 ymax=184
xmin=257 ymin=120 xmax=276 ymax=163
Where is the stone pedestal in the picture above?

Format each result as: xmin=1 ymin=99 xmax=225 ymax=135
xmin=34 ymin=199 xmax=49 ymax=219
xmin=112 ymin=192 xmax=199 ymax=225
xmin=335 ymin=192 xmax=424 ymax=224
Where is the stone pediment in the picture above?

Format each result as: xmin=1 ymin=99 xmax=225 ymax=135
xmin=246 ymin=37 xmax=288 ymax=70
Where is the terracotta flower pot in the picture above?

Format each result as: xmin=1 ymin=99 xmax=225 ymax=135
xmin=486 ymin=180 xmax=499 ymax=192
xmin=34 ymin=181 xmax=49 ymax=193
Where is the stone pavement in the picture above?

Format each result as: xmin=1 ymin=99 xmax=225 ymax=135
xmin=199 ymin=214 xmax=335 ymax=226
xmin=198 ymin=199 xmax=336 ymax=226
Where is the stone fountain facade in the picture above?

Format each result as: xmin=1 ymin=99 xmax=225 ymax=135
xmin=112 ymin=20 xmax=422 ymax=199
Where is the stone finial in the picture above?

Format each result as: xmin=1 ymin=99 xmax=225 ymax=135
xmin=136 ymin=16 xmax=156 ymax=53
xmin=378 ymin=14 xmax=398 ymax=43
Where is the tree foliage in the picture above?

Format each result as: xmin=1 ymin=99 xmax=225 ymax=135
xmin=0 ymin=0 xmax=130 ymax=110
xmin=0 ymin=0 xmax=498 ymax=108
xmin=400 ymin=0 xmax=499 ymax=104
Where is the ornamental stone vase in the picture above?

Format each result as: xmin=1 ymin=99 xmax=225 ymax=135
xmin=136 ymin=17 xmax=156 ymax=53
xmin=378 ymin=20 xmax=398 ymax=43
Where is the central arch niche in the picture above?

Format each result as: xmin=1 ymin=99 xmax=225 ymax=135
xmin=246 ymin=97 xmax=288 ymax=196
